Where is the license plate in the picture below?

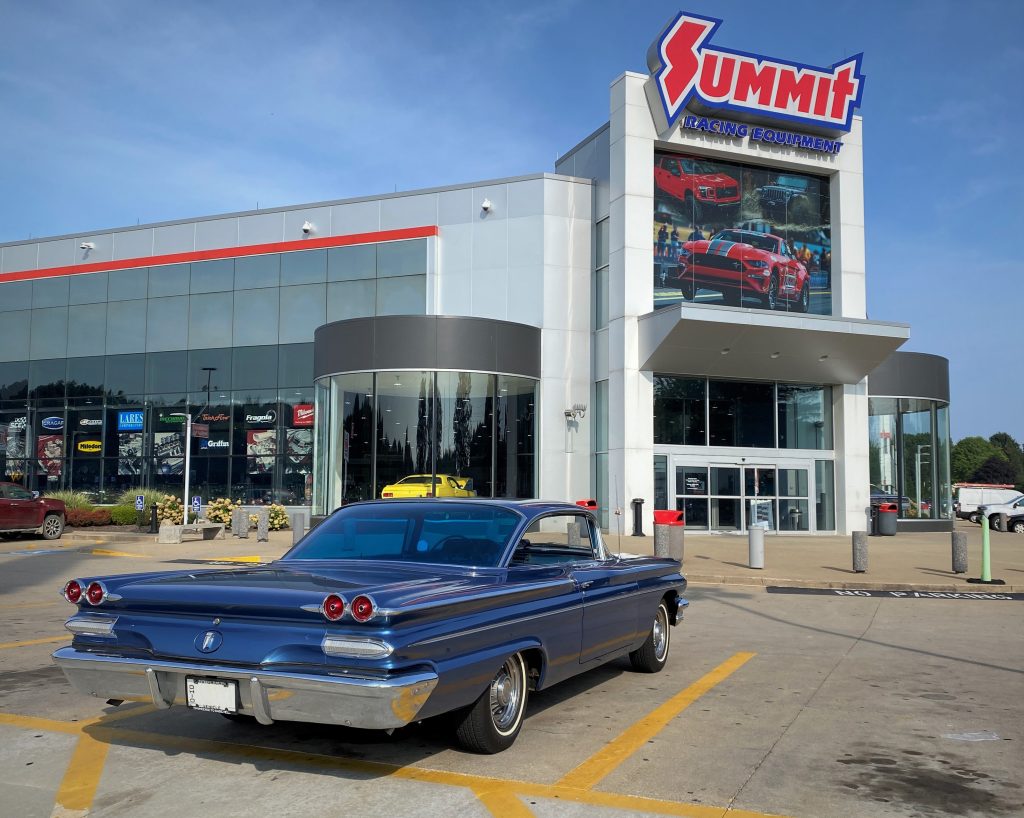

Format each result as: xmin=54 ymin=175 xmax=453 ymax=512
xmin=186 ymin=677 xmax=237 ymax=713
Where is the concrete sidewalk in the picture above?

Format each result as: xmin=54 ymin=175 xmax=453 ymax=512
xmin=44 ymin=519 xmax=1024 ymax=592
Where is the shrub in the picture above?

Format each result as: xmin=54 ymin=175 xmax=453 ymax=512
xmin=155 ymin=494 xmax=197 ymax=525
xmin=66 ymin=508 xmax=112 ymax=527
xmin=268 ymin=504 xmax=290 ymax=531
xmin=110 ymin=505 xmax=140 ymax=526
xmin=206 ymin=497 xmax=241 ymax=527
xmin=43 ymin=490 xmax=95 ymax=511
xmin=116 ymin=488 xmax=166 ymax=512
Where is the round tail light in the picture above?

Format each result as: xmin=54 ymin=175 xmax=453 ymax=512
xmin=350 ymin=595 xmax=376 ymax=623
xmin=322 ymin=594 xmax=345 ymax=621
xmin=85 ymin=581 xmax=106 ymax=606
xmin=63 ymin=580 xmax=83 ymax=604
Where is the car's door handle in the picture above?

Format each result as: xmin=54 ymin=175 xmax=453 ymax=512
xmin=580 ymin=581 xmax=594 ymax=589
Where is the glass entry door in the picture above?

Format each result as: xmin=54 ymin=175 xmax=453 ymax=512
xmin=671 ymin=458 xmax=813 ymax=531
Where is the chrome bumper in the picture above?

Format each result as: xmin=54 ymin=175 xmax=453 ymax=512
xmin=53 ymin=646 xmax=438 ymax=730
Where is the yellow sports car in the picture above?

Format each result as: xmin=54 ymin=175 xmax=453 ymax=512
xmin=380 ymin=474 xmax=477 ymax=499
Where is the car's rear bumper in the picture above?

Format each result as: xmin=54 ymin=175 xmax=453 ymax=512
xmin=53 ymin=646 xmax=438 ymax=730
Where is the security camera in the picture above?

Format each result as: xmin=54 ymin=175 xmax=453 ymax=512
xmin=80 ymin=242 xmax=95 ymax=251
xmin=301 ymin=221 xmax=314 ymax=234
xmin=480 ymin=198 xmax=492 ymax=213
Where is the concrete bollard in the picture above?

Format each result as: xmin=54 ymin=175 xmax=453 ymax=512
xmin=231 ymin=509 xmax=249 ymax=538
xmin=852 ymin=531 xmax=868 ymax=572
xmin=291 ymin=523 xmax=306 ymax=546
xmin=951 ymin=531 xmax=968 ymax=574
xmin=996 ymin=513 xmax=1007 ymax=533
xmin=256 ymin=509 xmax=270 ymax=543
xmin=653 ymin=524 xmax=670 ymax=557
xmin=748 ymin=525 xmax=764 ymax=569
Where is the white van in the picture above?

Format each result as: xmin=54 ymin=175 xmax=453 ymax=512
xmin=954 ymin=486 xmax=1022 ymax=522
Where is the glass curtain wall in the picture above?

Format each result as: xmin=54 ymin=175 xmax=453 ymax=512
xmin=868 ymin=397 xmax=952 ymax=520
xmin=314 ymin=371 xmax=537 ymax=514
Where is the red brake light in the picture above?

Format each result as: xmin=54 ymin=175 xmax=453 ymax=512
xmin=85 ymin=581 xmax=106 ymax=606
xmin=64 ymin=580 xmax=82 ymax=604
xmin=351 ymin=595 xmax=375 ymax=623
xmin=322 ymin=594 xmax=345 ymax=621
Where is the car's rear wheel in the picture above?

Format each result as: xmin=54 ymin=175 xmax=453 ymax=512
xmin=455 ymin=652 xmax=528 ymax=754
xmin=630 ymin=602 xmax=670 ymax=673
xmin=42 ymin=514 xmax=64 ymax=540
xmin=969 ymin=512 xmax=980 ymax=524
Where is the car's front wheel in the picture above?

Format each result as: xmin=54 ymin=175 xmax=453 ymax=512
xmin=455 ymin=652 xmax=528 ymax=754
xmin=765 ymin=273 xmax=779 ymax=310
xmin=797 ymin=282 xmax=810 ymax=313
xmin=1011 ymin=519 xmax=1024 ymax=534
xmin=41 ymin=513 xmax=64 ymax=540
xmin=629 ymin=602 xmax=671 ymax=673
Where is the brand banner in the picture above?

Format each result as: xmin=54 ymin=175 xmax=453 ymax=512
xmin=37 ymin=435 xmax=63 ymax=477
xmin=247 ymin=429 xmax=276 ymax=474
xmin=154 ymin=431 xmax=184 ymax=476
xmin=292 ymin=405 xmax=314 ymax=427
xmin=118 ymin=433 xmax=143 ymax=476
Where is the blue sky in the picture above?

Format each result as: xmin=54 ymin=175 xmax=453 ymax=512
xmin=1 ymin=0 xmax=1020 ymax=442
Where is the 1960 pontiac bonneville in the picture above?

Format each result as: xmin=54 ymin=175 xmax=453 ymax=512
xmin=54 ymin=499 xmax=688 ymax=753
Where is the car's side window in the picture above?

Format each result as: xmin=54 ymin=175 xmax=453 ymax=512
xmin=8 ymin=486 xmax=32 ymax=500
xmin=512 ymin=514 xmax=597 ymax=565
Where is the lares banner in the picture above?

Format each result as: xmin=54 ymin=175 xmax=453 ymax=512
xmin=647 ymin=11 xmax=864 ymax=134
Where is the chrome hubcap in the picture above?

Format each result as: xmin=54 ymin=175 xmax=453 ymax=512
xmin=653 ymin=607 xmax=669 ymax=661
xmin=44 ymin=517 xmax=60 ymax=536
xmin=489 ymin=657 xmax=523 ymax=733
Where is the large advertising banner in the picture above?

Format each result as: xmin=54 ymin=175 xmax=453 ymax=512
xmin=153 ymin=431 xmax=184 ymax=476
xmin=2 ymin=416 xmax=28 ymax=477
xmin=653 ymin=150 xmax=831 ymax=315
xmin=247 ymin=430 xmax=277 ymax=475
xmin=285 ymin=428 xmax=313 ymax=472
xmin=37 ymin=435 xmax=63 ymax=478
xmin=118 ymin=433 xmax=143 ymax=476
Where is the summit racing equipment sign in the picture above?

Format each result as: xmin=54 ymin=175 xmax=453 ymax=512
xmin=647 ymin=11 xmax=864 ymax=135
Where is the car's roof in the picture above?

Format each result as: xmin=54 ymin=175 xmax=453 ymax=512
xmin=335 ymin=498 xmax=589 ymax=518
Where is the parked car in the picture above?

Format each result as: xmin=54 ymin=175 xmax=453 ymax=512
xmin=1006 ymin=512 xmax=1024 ymax=534
xmin=654 ymin=155 xmax=740 ymax=217
xmin=977 ymin=495 xmax=1024 ymax=529
xmin=677 ymin=229 xmax=810 ymax=310
xmin=954 ymin=486 xmax=1021 ymax=522
xmin=0 ymin=481 xmax=65 ymax=539
xmin=380 ymin=474 xmax=476 ymax=499
xmin=53 ymin=499 xmax=687 ymax=753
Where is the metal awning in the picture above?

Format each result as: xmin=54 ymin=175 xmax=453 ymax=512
xmin=638 ymin=305 xmax=909 ymax=383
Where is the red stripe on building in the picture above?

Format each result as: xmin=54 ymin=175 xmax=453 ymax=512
xmin=0 ymin=225 xmax=439 ymax=283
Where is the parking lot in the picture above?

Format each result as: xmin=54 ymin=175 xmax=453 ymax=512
xmin=2 ymin=538 xmax=1022 ymax=818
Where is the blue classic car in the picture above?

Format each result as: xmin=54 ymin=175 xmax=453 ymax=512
xmin=53 ymin=499 xmax=688 ymax=753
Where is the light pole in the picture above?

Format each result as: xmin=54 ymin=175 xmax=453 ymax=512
xmin=168 ymin=366 xmax=217 ymax=523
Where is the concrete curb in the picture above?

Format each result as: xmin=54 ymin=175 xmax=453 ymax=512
xmin=687 ymin=575 xmax=1024 ymax=593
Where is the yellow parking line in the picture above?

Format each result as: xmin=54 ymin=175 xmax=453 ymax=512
xmin=0 ymin=712 xmax=83 ymax=736
xmin=471 ymin=785 xmax=536 ymax=817
xmin=0 ymin=634 xmax=67 ymax=650
xmin=90 ymin=548 xmax=146 ymax=558
xmin=54 ymin=730 xmax=111 ymax=813
xmin=210 ymin=555 xmax=264 ymax=563
xmin=557 ymin=652 xmax=757 ymax=790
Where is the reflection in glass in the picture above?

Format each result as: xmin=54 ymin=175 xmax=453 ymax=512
xmin=815 ymin=460 xmax=836 ymax=530
xmin=654 ymin=376 xmax=705 ymax=445
xmin=778 ymin=384 xmax=832 ymax=449
xmin=901 ymin=398 xmax=934 ymax=519
xmin=495 ymin=376 xmax=536 ymax=499
xmin=708 ymin=380 xmax=773 ymax=447
xmin=779 ymin=499 xmax=809 ymax=531
xmin=375 ymin=371 xmax=433 ymax=498
xmin=436 ymin=372 xmax=493 ymax=497
xmin=335 ymin=373 xmax=374 ymax=507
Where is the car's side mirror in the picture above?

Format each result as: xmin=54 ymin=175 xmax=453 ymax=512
xmin=32 ymin=491 xmax=40 ymax=499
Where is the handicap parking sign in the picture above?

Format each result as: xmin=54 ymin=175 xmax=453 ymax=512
xmin=135 ymin=494 xmax=145 ymax=511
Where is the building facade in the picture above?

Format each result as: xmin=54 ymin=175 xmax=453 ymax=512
xmin=0 ymin=12 xmax=952 ymax=532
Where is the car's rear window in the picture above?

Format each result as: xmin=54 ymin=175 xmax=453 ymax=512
xmin=398 ymin=476 xmax=439 ymax=485
xmin=284 ymin=503 xmax=521 ymax=567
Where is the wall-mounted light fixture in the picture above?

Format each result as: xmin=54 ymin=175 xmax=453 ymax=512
xmin=79 ymin=242 xmax=95 ymax=251
xmin=564 ymin=403 xmax=587 ymax=420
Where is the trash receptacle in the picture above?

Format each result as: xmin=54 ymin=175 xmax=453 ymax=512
xmin=653 ymin=510 xmax=685 ymax=561
xmin=877 ymin=502 xmax=898 ymax=536
xmin=575 ymin=499 xmax=598 ymax=512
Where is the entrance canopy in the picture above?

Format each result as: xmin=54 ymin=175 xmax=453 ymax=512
xmin=639 ymin=305 xmax=909 ymax=384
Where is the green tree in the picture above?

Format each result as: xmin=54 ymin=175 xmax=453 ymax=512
xmin=950 ymin=436 xmax=1002 ymax=483
xmin=971 ymin=455 xmax=1017 ymax=485
xmin=988 ymin=432 xmax=1024 ymax=488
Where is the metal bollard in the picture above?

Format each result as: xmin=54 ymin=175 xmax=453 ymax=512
xmin=748 ymin=525 xmax=764 ymax=569
xmin=852 ymin=531 xmax=868 ymax=572
xmin=951 ymin=531 xmax=968 ymax=574
xmin=630 ymin=498 xmax=645 ymax=536
xmin=653 ymin=523 xmax=670 ymax=557
xmin=149 ymin=504 xmax=158 ymax=534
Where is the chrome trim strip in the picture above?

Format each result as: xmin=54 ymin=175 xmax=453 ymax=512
xmin=65 ymin=616 xmax=117 ymax=638
xmin=321 ymin=636 xmax=393 ymax=659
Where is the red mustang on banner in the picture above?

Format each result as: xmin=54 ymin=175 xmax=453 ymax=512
xmin=677 ymin=229 xmax=810 ymax=311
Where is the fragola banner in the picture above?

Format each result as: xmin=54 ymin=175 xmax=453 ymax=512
xmin=647 ymin=11 xmax=864 ymax=134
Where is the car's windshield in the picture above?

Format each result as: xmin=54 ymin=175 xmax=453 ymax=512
xmin=283 ymin=502 xmax=522 ymax=567
xmin=773 ymin=175 xmax=809 ymax=190
xmin=713 ymin=231 xmax=778 ymax=252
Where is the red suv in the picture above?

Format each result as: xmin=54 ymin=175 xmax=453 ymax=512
xmin=0 ymin=482 xmax=66 ymax=540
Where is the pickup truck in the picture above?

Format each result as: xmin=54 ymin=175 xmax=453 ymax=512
xmin=0 ymin=481 xmax=66 ymax=539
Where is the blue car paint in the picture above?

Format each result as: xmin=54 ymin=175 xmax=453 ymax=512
xmin=57 ymin=499 xmax=687 ymax=730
